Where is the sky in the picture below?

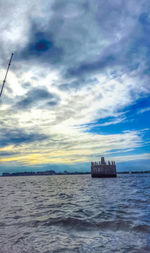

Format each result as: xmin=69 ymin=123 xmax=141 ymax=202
xmin=0 ymin=0 xmax=150 ymax=174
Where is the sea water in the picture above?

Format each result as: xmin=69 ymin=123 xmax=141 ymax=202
xmin=0 ymin=174 xmax=150 ymax=253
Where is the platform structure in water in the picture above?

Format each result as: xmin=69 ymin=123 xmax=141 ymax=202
xmin=91 ymin=157 xmax=117 ymax=177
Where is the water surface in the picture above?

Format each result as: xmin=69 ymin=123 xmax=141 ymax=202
xmin=0 ymin=174 xmax=150 ymax=253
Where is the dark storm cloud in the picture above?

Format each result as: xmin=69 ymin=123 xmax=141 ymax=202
xmin=0 ymin=128 xmax=48 ymax=147
xmin=17 ymin=24 xmax=63 ymax=65
xmin=16 ymin=87 xmax=60 ymax=110
xmin=11 ymin=0 xmax=150 ymax=91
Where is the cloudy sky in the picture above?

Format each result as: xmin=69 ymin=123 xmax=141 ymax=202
xmin=0 ymin=0 xmax=150 ymax=174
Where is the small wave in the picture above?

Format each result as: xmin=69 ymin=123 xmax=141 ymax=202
xmin=96 ymin=220 xmax=133 ymax=231
xmin=42 ymin=217 xmax=94 ymax=230
xmin=25 ymin=217 xmax=134 ymax=233
xmin=133 ymin=224 xmax=150 ymax=233
xmin=0 ymin=222 xmax=5 ymax=227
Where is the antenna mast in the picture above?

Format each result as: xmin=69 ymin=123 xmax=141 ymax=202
xmin=0 ymin=53 xmax=14 ymax=98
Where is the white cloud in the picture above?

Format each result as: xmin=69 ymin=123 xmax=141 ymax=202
xmin=113 ymin=153 xmax=150 ymax=162
xmin=138 ymin=107 xmax=150 ymax=114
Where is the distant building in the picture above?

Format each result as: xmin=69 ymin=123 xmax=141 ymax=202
xmin=2 ymin=170 xmax=56 ymax=177
xmin=91 ymin=157 xmax=117 ymax=177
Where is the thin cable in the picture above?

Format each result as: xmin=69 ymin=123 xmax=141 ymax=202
xmin=0 ymin=53 xmax=14 ymax=98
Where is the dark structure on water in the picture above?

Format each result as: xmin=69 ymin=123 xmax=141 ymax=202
xmin=91 ymin=157 xmax=117 ymax=177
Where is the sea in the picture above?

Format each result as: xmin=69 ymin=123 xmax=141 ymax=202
xmin=0 ymin=174 xmax=150 ymax=253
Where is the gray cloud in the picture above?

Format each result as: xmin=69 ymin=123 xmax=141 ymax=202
xmin=15 ymin=87 xmax=60 ymax=110
xmin=22 ymin=82 xmax=32 ymax=89
xmin=59 ymin=77 xmax=98 ymax=91
xmin=0 ymin=151 xmax=19 ymax=156
xmin=16 ymin=23 xmax=64 ymax=67
xmin=5 ymin=0 xmax=150 ymax=90
xmin=0 ymin=127 xmax=48 ymax=147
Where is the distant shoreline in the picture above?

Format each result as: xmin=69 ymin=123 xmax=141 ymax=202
xmin=118 ymin=171 xmax=150 ymax=174
xmin=1 ymin=170 xmax=150 ymax=177
xmin=1 ymin=171 xmax=90 ymax=177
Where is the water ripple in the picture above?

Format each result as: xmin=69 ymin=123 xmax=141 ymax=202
xmin=0 ymin=174 xmax=150 ymax=253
